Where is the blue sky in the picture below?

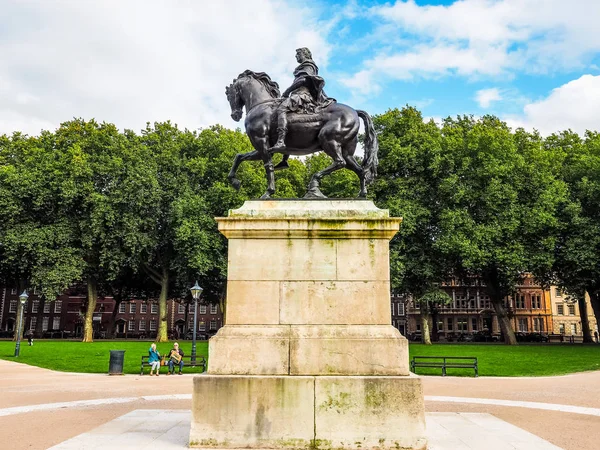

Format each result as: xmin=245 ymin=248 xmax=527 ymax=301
xmin=1 ymin=0 xmax=600 ymax=136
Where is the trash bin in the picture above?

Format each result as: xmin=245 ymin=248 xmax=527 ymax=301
xmin=108 ymin=350 xmax=125 ymax=375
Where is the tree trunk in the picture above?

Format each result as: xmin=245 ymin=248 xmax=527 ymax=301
xmin=491 ymin=298 xmax=518 ymax=345
xmin=421 ymin=304 xmax=432 ymax=345
xmin=578 ymin=296 xmax=593 ymax=343
xmin=34 ymin=297 xmax=46 ymax=338
xmin=219 ymin=288 xmax=227 ymax=325
xmin=82 ymin=278 xmax=98 ymax=343
xmin=588 ymin=290 xmax=600 ymax=335
xmin=106 ymin=298 xmax=121 ymax=339
xmin=431 ymin=307 xmax=439 ymax=342
xmin=157 ymin=267 xmax=169 ymax=343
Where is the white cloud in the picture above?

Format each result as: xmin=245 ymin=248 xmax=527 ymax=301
xmin=344 ymin=0 xmax=600 ymax=93
xmin=0 ymin=1 xmax=331 ymax=135
xmin=475 ymin=88 xmax=502 ymax=108
xmin=509 ymin=75 xmax=600 ymax=135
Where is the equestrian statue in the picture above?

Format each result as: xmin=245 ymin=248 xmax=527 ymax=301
xmin=225 ymin=47 xmax=378 ymax=199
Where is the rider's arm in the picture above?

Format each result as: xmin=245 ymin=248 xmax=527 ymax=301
xmin=282 ymin=76 xmax=307 ymax=97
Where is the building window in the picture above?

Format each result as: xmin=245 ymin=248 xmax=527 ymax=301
xmin=149 ymin=320 xmax=157 ymax=331
xmin=571 ymin=323 xmax=577 ymax=335
xmin=457 ymin=318 xmax=467 ymax=332
xmin=178 ymin=303 xmax=185 ymax=314
xmin=557 ymin=304 xmax=564 ymax=315
xmin=471 ymin=318 xmax=477 ymax=331
xmin=52 ymin=317 xmax=60 ymax=330
xmin=29 ymin=317 xmax=37 ymax=330
xmin=130 ymin=303 xmax=136 ymax=314
xmin=139 ymin=320 xmax=146 ymax=331
xmin=568 ymin=304 xmax=576 ymax=316
xmin=188 ymin=318 xmax=194 ymax=330
xmin=437 ymin=320 xmax=444 ymax=331
xmin=391 ymin=303 xmax=395 ymax=316
xmin=151 ymin=303 xmax=158 ymax=314
xmin=140 ymin=303 xmax=147 ymax=314
xmin=42 ymin=317 xmax=49 ymax=331
xmin=559 ymin=323 xmax=565 ymax=334
xmin=9 ymin=300 xmax=17 ymax=313
xmin=532 ymin=295 xmax=541 ymax=309
xmin=54 ymin=301 xmax=62 ymax=313
xmin=199 ymin=304 xmax=207 ymax=314
xmin=119 ymin=303 xmax=126 ymax=314
xmin=397 ymin=302 xmax=405 ymax=316
xmin=447 ymin=318 xmax=453 ymax=331
xmin=11 ymin=288 xmax=17 ymax=295
xmin=210 ymin=304 xmax=218 ymax=314
xmin=44 ymin=302 xmax=50 ymax=313
xmin=416 ymin=323 xmax=421 ymax=332
xmin=128 ymin=320 xmax=135 ymax=331
xmin=32 ymin=300 xmax=39 ymax=313
xmin=556 ymin=288 xmax=563 ymax=297
xmin=518 ymin=318 xmax=528 ymax=332
xmin=210 ymin=320 xmax=217 ymax=331
xmin=199 ymin=321 xmax=206 ymax=331
xmin=516 ymin=295 xmax=525 ymax=309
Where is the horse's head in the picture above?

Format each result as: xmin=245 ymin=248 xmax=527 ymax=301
xmin=226 ymin=71 xmax=280 ymax=122
xmin=226 ymin=77 xmax=244 ymax=122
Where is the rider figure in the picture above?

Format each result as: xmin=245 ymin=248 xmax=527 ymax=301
xmin=271 ymin=47 xmax=334 ymax=152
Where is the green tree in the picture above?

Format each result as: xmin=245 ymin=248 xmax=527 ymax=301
xmin=436 ymin=116 xmax=567 ymax=344
xmin=372 ymin=107 xmax=454 ymax=344
xmin=0 ymin=132 xmax=85 ymax=339
xmin=138 ymin=123 xmax=266 ymax=342
xmin=549 ymin=130 xmax=600 ymax=342
xmin=49 ymin=119 xmax=158 ymax=342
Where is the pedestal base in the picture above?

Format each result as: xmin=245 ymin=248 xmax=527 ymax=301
xmin=208 ymin=325 xmax=410 ymax=376
xmin=190 ymin=374 xmax=427 ymax=450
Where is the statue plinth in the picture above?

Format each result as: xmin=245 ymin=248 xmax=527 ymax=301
xmin=190 ymin=200 xmax=427 ymax=450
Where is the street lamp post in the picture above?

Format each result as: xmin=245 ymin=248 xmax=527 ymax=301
xmin=190 ymin=281 xmax=203 ymax=364
xmin=14 ymin=290 xmax=29 ymax=357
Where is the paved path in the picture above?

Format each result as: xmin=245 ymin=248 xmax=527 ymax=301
xmin=1 ymin=359 xmax=599 ymax=449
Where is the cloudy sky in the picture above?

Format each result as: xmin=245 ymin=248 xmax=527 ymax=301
xmin=2 ymin=0 xmax=600 ymax=136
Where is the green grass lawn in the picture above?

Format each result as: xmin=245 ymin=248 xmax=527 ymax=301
xmin=409 ymin=343 xmax=600 ymax=376
xmin=0 ymin=340 xmax=209 ymax=375
xmin=1 ymin=340 xmax=599 ymax=376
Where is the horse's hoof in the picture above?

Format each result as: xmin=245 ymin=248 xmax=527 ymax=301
xmin=357 ymin=190 xmax=367 ymax=198
xmin=229 ymin=178 xmax=241 ymax=190
xmin=260 ymin=192 xmax=272 ymax=200
xmin=273 ymin=161 xmax=289 ymax=171
xmin=304 ymin=188 xmax=327 ymax=199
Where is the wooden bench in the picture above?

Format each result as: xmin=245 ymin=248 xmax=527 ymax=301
xmin=140 ymin=355 xmax=206 ymax=375
xmin=411 ymin=356 xmax=478 ymax=377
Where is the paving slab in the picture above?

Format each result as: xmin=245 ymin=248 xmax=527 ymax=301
xmin=49 ymin=409 xmax=563 ymax=450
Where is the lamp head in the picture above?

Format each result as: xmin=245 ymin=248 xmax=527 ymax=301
xmin=19 ymin=290 xmax=28 ymax=304
xmin=190 ymin=281 xmax=203 ymax=300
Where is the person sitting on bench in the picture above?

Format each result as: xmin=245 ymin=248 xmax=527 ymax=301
xmin=167 ymin=342 xmax=184 ymax=375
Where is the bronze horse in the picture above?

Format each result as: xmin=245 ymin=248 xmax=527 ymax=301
xmin=225 ymin=70 xmax=378 ymax=199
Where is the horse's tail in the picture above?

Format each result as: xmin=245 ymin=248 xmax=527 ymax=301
xmin=357 ymin=110 xmax=379 ymax=185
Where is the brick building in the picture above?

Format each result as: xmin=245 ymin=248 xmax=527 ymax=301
xmin=0 ymin=286 xmax=223 ymax=340
xmin=394 ymin=276 xmax=592 ymax=341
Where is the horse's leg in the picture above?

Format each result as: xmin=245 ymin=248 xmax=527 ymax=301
xmin=252 ymin=137 xmax=275 ymax=199
xmin=227 ymin=150 xmax=261 ymax=190
xmin=342 ymin=139 xmax=367 ymax=198
xmin=273 ymin=154 xmax=289 ymax=171
xmin=305 ymin=134 xmax=346 ymax=199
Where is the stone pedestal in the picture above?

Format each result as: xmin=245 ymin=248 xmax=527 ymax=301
xmin=190 ymin=200 xmax=427 ymax=449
